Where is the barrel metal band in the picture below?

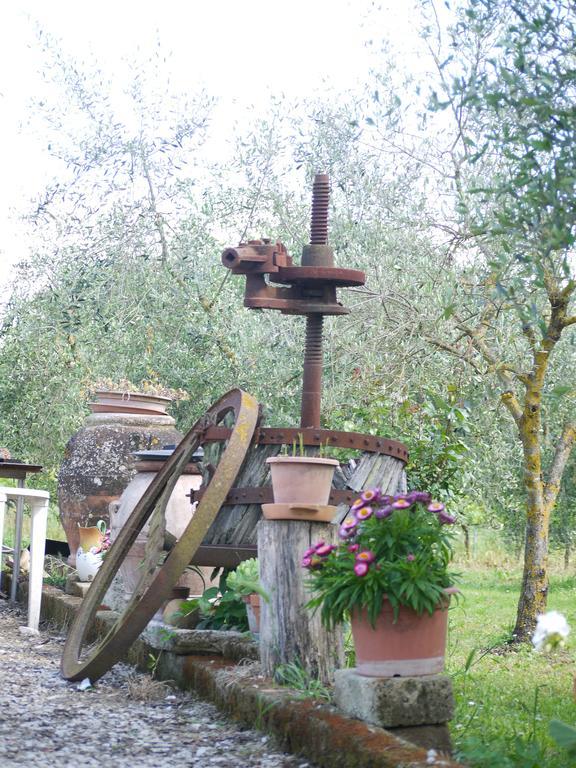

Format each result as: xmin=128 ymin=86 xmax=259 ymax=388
xmin=188 ymin=487 xmax=361 ymax=507
xmin=202 ymin=426 xmax=408 ymax=463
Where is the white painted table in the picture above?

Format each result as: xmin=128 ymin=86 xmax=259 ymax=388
xmin=0 ymin=487 xmax=50 ymax=631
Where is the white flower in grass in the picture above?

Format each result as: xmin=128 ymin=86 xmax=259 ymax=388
xmin=532 ymin=611 xmax=570 ymax=652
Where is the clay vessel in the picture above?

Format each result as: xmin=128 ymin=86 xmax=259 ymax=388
xmin=265 ymin=456 xmax=339 ymax=505
xmin=350 ymin=599 xmax=450 ymax=677
xmin=109 ymin=455 xmax=215 ymax=605
xmin=58 ymin=405 xmax=182 ymax=565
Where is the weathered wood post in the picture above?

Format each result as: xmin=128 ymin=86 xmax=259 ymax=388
xmin=258 ymin=519 xmax=344 ymax=684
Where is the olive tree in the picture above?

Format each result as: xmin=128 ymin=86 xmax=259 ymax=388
xmin=413 ymin=0 xmax=576 ymax=639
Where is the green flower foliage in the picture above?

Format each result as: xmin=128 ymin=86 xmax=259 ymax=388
xmin=305 ymin=492 xmax=457 ymax=629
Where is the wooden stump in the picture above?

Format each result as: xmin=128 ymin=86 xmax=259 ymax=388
xmin=258 ymin=519 xmax=344 ymax=685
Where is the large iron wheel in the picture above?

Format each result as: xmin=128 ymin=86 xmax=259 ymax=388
xmin=61 ymin=388 xmax=259 ymax=682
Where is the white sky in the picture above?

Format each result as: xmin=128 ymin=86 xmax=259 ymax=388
xmin=0 ymin=0 xmax=431 ymax=293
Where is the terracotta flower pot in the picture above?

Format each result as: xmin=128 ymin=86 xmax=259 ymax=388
xmin=242 ymin=593 xmax=261 ymax=634
xmin=266 ymin=456 xmax=339 ymax=505
xmin=350 ymin=598 xmax=450 ymax=677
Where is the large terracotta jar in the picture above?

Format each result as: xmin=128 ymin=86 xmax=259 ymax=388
xmin=58 ymin=393 xmax=182 ymax=565
xmin=109 ymin=449 xmax=214 ymax=604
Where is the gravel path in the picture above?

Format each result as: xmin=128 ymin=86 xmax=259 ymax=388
xmin=0 ymin=599 xmax=312 ymax=767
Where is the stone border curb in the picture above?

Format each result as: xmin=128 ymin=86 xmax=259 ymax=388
xmin=39 ymin=585 xmax=465 ymax=768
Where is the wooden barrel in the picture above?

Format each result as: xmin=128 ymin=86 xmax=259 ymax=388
xmin=192 ymin=443 xmax=407 ymax=567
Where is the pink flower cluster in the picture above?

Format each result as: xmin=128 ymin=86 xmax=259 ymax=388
xmin=338 ymin=489 xmax=456 ymax=543
xmin=301 ymin=488 xmax=456 ymax=579
xmin=302 ymin=540 xmax=336 ymax=569
xmin=90 ymin=529 xmax=112 ymax=556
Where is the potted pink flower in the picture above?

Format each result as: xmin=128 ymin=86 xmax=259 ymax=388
xmin=303 ymin=489 xmax=458 ymax=677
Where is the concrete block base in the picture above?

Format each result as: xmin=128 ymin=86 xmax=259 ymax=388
xmin=334 ymin=669 xmax=454 ymax=728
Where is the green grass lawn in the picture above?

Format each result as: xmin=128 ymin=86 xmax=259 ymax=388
xmin=448 ymin=564 xmax=576 ymax=767
xmin=2 ymin=504 xmax=65 ymax=548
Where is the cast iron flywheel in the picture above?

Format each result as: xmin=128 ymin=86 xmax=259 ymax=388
xmin=61 ymin=388 xmax=259 ymax=682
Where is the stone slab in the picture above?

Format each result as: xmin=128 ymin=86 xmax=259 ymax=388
xmin=334 ymin=668 xmax=454 ymax=728
xmin=142 ymin=622 xmax=259 ymax=660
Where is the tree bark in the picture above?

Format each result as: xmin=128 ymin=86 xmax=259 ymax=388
xmin=512 ymin=378 xmax=548 ymax=642
xmin=513 ymin=505 xmax=550 ymax=641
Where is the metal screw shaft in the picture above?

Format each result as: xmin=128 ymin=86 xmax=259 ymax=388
xmin=301 ymin=173 xmax=330 ymax=429
xmin=310 ymin=173 xmax=330 ymax=245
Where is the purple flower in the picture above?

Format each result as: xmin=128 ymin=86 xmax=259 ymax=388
xmin=355 ymin=550 xmax=375 ymax=565
xmin=303 ymin=547 xmax=316 ymax=558
xmin=339 ymin=518 xmax=358 ymax=539
xmin=361 ymin=488 xmax=381 ymax=504
xmin=427 ymin=501 xmax=445 ymax=514
xmin=348 ymin=543 xmax=359 ymax=553
xmin=353 ymin=562 xmax=370 ymax=577
xmin=315 ymin=543 xmax=336 ymax=557
xmin=301 ymin=556 xmax=312 ymax=569
xmin=438 ymin=511 xmax=456 ymax=525
xmin=412 ymin=491 xmax=432 ymax=505
xmin=375 ymin=504 xmax=394 ymax=519
xmin=350 ymin=498 xmax=365 ymax=512
xmin=392 ymin=496 xmax=412 ymax=510
xmin=314 ymin=540 xmax=326 ymax=551
xmin=406 ymin=553 xmax=415 ymax=562
xmin=354 ymin=505 xmax=373 ymax=522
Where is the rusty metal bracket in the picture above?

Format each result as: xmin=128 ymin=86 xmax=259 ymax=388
xmin=61 ymin=388 xmax=260 ymax=683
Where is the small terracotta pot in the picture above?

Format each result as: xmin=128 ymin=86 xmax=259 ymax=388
xmin=266 ymin=456 xmax=339 ymax=505
xmin=351 ymin=599 xmax=451 ymax=677
xmin=242 ymin=593 xmax=261 ymax=634
xmin=161 ymin=586 xmax=192 ymax=627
